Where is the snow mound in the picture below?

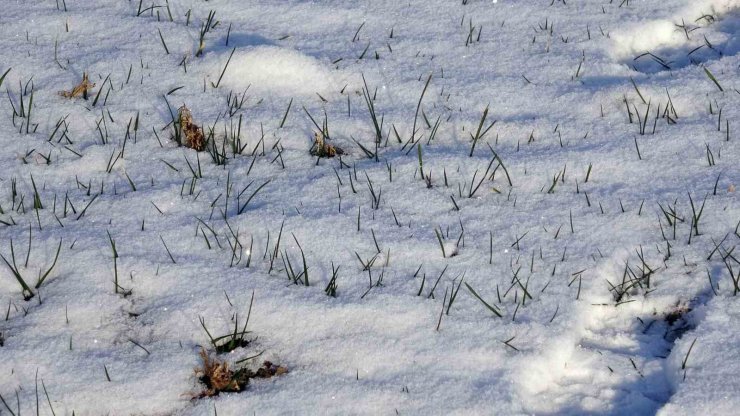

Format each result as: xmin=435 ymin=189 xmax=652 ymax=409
xmin=215 ymin=46 xmax=339 ymax=97
xmin=609 ymin=0 xmax=738 ymax=59
xmin=610 ymin=20 xmax=679 ymax=59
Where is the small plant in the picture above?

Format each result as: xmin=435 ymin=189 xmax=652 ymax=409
xmin=199 ymin=291 xmax=255 ymax=353
xmin=325 ymin=263 xmax=340 ymax=297
xmin=196 ymin=10 xmax=218 ymax=57
xmin=361 ymin=74 xmax=382 ymax=145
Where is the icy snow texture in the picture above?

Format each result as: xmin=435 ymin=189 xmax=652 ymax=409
xmin=0 ymin=0 xmax=738 ymax=414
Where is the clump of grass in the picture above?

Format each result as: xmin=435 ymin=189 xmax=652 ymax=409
xmin=200 ymin=291 xmax=256 ymax=353
xmin=178 ymin=105 xmax=206 ymax=151
xmin=200 ymin=314 xmax=252 ymax=353
xmin=196 ymin=10 xmax=218 ymax=57
xmin=194 ymin=349 xmax=288 ymax=398
xmin=310 ymin=132 xmax=344 ymax=158
xmin=305 ymin=106 xmax=344 ymax=159
xmin=58 ymin=72 xmax=95 ymax=99
xmin=325 ymin=263 xmax=340 ymax=297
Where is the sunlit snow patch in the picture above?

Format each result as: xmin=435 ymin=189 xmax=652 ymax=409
xmin=213 ymin=46 xmax=340 ymax=97
xmin=609 ymin=0 xmax=738 ymax=73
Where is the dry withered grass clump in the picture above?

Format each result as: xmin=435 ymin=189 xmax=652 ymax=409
xmin=310 ymin=132 xmax=344 ymax=158
xmin=194 ymin=348 xmax=288 ymax=398
xmin=59 ymin=72 xmax=95 ymax=99
xmin=178 ymin=105 xmax=207 ymax=151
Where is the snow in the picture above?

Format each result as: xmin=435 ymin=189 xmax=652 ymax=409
xmin=610 ymin=0 xmax=740 ymax=72
xmin=611 ymin=20 xmax=681 ymax=58
xmin=611 ymin=0 xmax=738 ymax=58
xmin=214 ymin=46 xmax=346 ymax=97
xmin=0 ymin=0 xmax=738 ymax=414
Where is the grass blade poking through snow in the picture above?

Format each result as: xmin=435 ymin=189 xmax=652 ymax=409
xmin=279 ymin=98 xmax=293 ymax=128
xmin=0 ymin=68 xmax=10 ymax=91
xmin=417 ymin=143 xmax=424 ymax=181
xmin=487 ymin=143 xmax=513 ymax=186
xmin=464 ymin=282 xmax=502 ymax=317
xmin=35 ymin=239 xmax=62 ymax=288
xmin=703 ymin=67 xmax=723 ymax=92
xmin=361 ymin=74 xmax=382 ymax=146
xmin=411 ymin=74 xmax=433 ymax=143
xmin=682 ymin=338 xmax=698 ymax=370
xmin=469 ymin=105 xmax=494 ymax=157
xmin=434 ymin=228 xmax=446 ymax=258
xmin=211 ymin=47 xmax=236 ymax=89
xmin=325 ymin=263 xmax=339 ymax=297
xmin=292 ymin=233 xmax=309 ymax=287
xmin=238 ymin=180 xmax=270 ymax=215
xmin=107 ymin=231 xmax=121 ymax=295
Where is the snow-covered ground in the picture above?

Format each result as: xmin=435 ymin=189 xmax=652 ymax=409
xmin=0 ymin=0 xmax=738 ymax=414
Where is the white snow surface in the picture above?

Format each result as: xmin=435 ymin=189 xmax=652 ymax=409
xmin=0 ymin=0 xmax=738 ymax=415
xmin=212 ymin=46 xmax=347 ymax=97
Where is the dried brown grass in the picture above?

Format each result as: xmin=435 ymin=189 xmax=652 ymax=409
xmin=59 ymin=72 xmax=95 ymax=99
xmin=194 ymin=348 xmax=288 ymax=398
xmin=178 ymin=105 xmax=206 ymax=151
xmin=310 ymin=132 xmax=344 ymax=158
